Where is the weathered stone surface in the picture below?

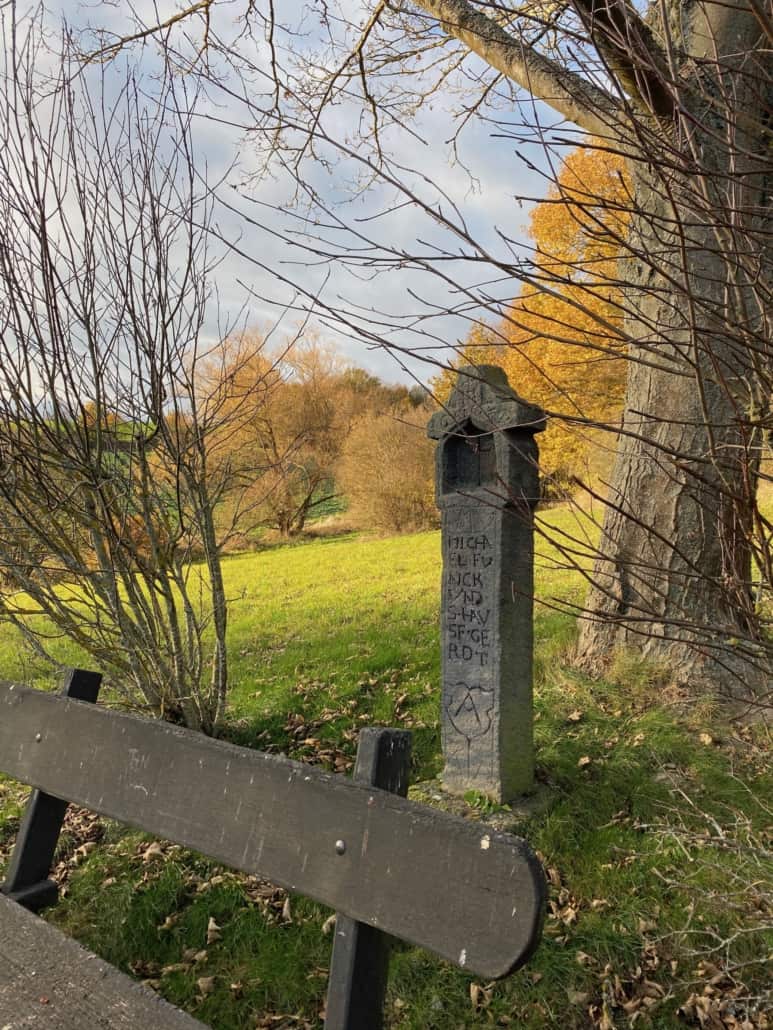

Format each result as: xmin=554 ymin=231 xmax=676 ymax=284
xmin=430 ymin=366 xmax=544 ymax=802
xmin=427 ymin=365 xmax=545 ymax=441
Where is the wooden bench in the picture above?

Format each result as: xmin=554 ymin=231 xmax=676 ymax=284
xmin=0 ymin=670 xmax=546 ymax=1028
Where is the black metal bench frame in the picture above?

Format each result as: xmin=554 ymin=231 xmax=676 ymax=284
xmin=0 ymin=669 xmax=545 ymax=1028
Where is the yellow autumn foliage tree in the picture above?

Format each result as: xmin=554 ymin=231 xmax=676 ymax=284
xmin=501 ymin=143 xmax=630 ymax=487
xmin=502 ymin=143 xmax=630 ymax=488
xmin=443 ymin=142 xmax=630 ymax=491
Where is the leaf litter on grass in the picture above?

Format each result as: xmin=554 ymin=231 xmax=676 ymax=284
xmin=0 ymin=522 xmax=770 ymax=1029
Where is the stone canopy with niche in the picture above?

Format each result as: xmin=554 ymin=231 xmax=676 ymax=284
xmin=442 ymin=423 xmax=497 ymax=494
xmin=429 ymin=365 xmax=546 ymax=510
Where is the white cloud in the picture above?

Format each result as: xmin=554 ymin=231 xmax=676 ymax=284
xmin=38 ymin=0 xmax=577 ymax=384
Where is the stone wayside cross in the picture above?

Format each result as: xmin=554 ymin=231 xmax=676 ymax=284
xmin=428 ymin=366 xmax=545 ymax=802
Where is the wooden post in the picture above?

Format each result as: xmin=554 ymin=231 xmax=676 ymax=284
xmin=325 ymin=728 xmax=412 ymax=1030
xmin=1 ymin=668 xmax=102 ymax=911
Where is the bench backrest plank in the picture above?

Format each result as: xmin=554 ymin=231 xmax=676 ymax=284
xmin=3 ymin=669 xmax=102 ymax=910
xmin=0 ymin=682 xmax=545 ymax=979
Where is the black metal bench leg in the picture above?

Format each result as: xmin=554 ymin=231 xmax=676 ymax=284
xmin=1 ymin=668 xmax=102 ymax=911
xmin=325 ymin=728 xmax=412 ymax=1030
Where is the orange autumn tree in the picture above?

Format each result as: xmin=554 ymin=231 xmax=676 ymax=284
xmin=201 ymin=332 xmax=346 ymax=540
xmin=501 ymin=143 xmax=630 ymax=489
xmin=443 ymin=143 xmax=630 ymax=491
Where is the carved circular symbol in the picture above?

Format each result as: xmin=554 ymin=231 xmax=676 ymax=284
xmin=446 ymin=681 xmax=494 ymax=742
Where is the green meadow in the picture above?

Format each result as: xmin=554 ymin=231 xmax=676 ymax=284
xmin=0 ymin=508 xmax=770 ymax=1029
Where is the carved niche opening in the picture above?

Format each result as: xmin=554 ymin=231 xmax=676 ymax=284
xmin=442 ymin=423 xmax=497 ymax=495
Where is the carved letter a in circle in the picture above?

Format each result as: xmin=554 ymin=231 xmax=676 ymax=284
xmin=446 ymin=682 xmax=494 ymax=742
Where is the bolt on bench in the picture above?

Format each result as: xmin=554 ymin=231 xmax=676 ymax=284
xmin=0 ymin=670 xmax=546 ymax=1028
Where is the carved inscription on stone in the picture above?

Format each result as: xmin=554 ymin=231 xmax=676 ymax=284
xmin=442 ymin=507 xmax=497 ymax=782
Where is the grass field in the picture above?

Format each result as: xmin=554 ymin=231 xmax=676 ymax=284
xmin=0 ymin=508 xmax=770 ymax=1029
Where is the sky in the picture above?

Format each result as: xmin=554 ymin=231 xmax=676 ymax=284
xmin=36 ymin=0 xmax=580 ymax=386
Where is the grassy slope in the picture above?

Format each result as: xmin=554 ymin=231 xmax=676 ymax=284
xmin=0 ymin=508 xmax=770 ymax=1029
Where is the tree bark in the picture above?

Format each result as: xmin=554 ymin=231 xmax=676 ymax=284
xmin=575 ymin=15 xmax=771 ymax=697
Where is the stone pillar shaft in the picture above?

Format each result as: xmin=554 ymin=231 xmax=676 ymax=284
xmin=440 ymin=497 xmax=535 ymax=801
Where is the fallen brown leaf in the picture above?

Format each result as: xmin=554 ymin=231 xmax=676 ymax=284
xmin=567 ymin=990 xmax=590 ymax=1005
xmin=142 ymin=842 xmax=164 ymax=862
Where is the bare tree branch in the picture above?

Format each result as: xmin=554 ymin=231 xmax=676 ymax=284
xmin=410 ymin=0 xmax=623 ymax=134
xmin=569 ymin=0 xmax=677 ymax=117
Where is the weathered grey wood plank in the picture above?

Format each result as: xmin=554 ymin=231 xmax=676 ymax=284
xmin=2 ymin=668 xmax=102 ymax=911
xmin=0 ymin=682 xmax=546 ymax=979
xmin=0 ymin=893 xmax=205 ymax=1028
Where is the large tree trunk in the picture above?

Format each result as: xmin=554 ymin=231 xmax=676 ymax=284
xmin=574 ymin=248 xmax=767 ymax=695
xmin=576 ymin=6 xmax=771 ymax=698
